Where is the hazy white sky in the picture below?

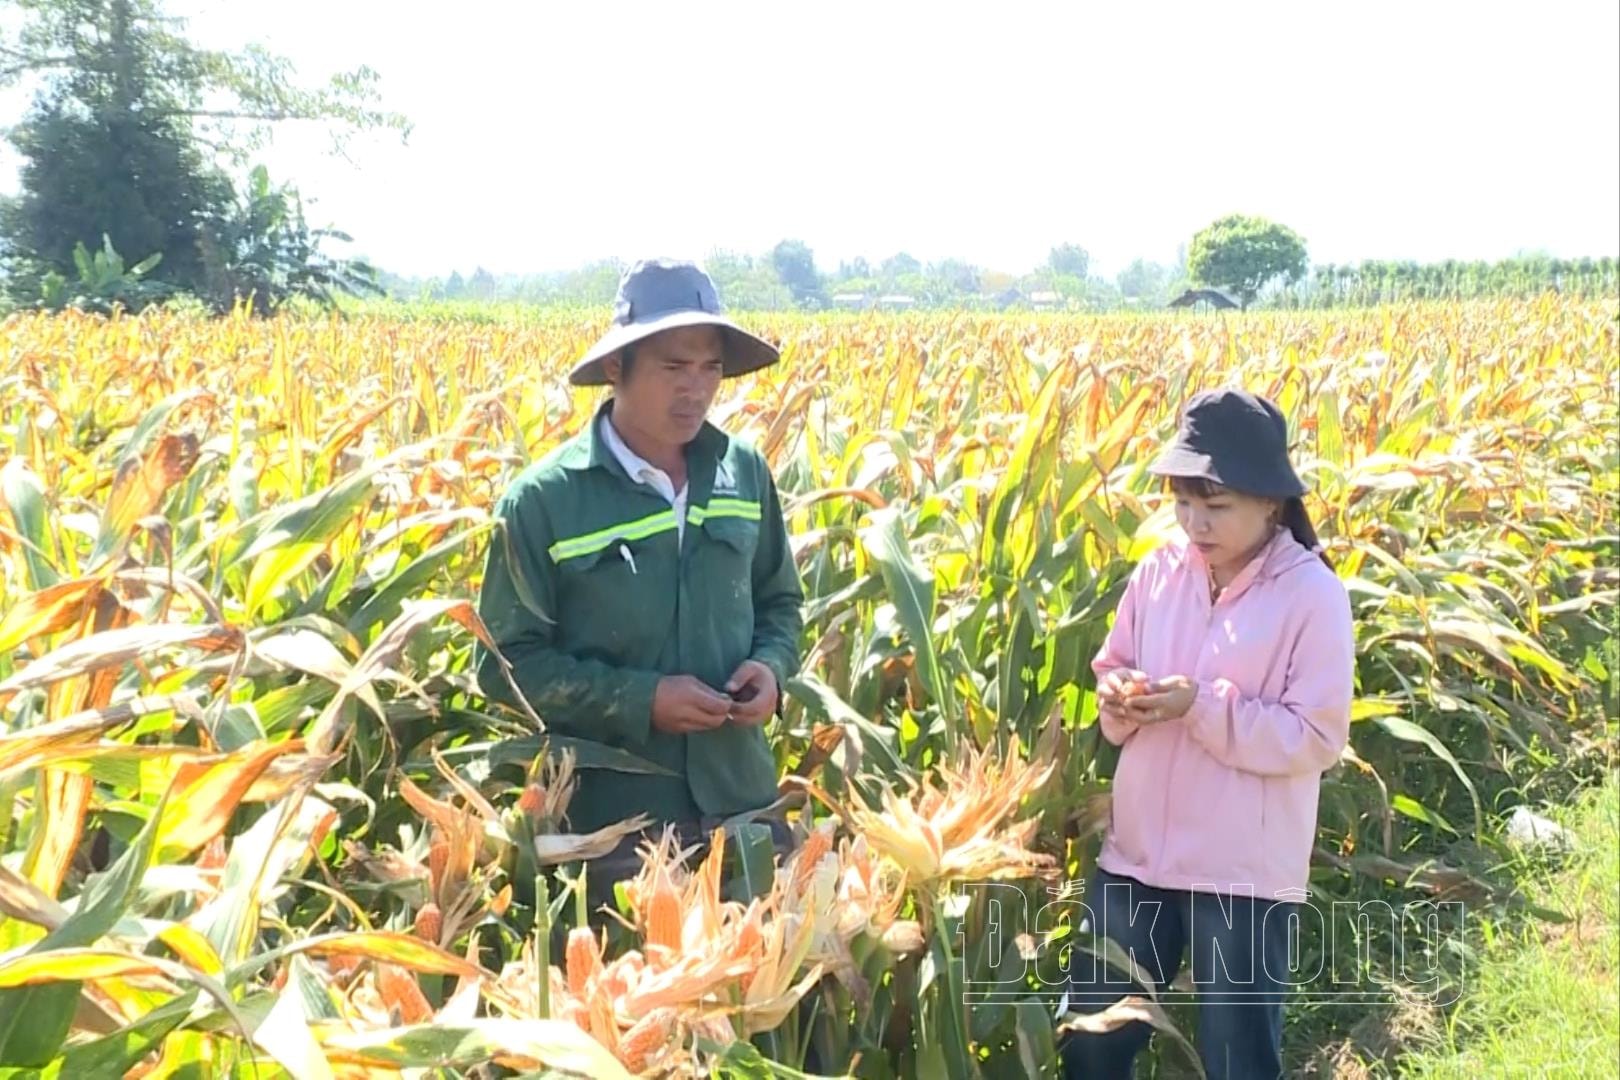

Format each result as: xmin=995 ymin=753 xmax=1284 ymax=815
xmin=6 ymin=0 xmax=1618 ymax=277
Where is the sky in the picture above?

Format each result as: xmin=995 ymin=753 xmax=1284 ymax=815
xmin=3 ymin=0 xmax=1617 ymax=279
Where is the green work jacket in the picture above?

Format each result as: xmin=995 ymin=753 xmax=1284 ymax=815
xmin=476 ymin=402 xmax=803 ymax=832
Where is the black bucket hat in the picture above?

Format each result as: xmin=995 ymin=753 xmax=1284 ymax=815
xmin=1149 ymin=388 xmax=1307 ymax=498
xmin=569 ymin=259 xmax=781 ymax=387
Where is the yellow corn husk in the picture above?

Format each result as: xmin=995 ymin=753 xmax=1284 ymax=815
xmin=881 ymin=919 xmax=925 ymax=955
xmin=538 ymin=746 xmax=579 ymax=822
xmin=820 ymin=734 xmax=1057 ymax=896
xmin=588 ymin=992 xmax=620 ymax=1059
xmin=734 ymin=910 xmax=764 ymax=974
xmin=531 ymin=814 xmax=653 ymax=866
xmin=559 ymin=997 xmax=591 ymax=1032
xmin=490 ymin=882 xmax=513 ymax=917
xmin=598 ymin=950 xmax=644 ymax=1001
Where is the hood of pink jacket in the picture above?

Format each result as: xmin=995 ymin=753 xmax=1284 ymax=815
xmin=1092 ymin=528 xmax=1355 ymax=899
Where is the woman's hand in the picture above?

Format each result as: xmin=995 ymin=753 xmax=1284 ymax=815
xmin=1097 ymin=668 xmax=1151 ymax=722
xmin=1127 ymin=675 xmax=1197 ymax=724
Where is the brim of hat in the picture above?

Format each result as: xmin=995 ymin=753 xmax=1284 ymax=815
xmin=1148 ymin=447 xmax=1308 ymax=497
xmin=568 ymin=311 xmax=780 ymax=386
xmin=1147 ymin=446 xmax=1219 ymax=483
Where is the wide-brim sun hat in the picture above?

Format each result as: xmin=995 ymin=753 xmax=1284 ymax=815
xmin=1149 ymin=388 xmax=1308 ymax=498
xmin=568 ymin=258 xmax=780 ymax=387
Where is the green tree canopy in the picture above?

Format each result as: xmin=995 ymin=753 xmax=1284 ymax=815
xmin=0 ymin=0 xmax=408 ymax=153
xmin=1115 ymin=258 xmax=1172 ymax=304
xmin=880 ymin=252 xmax=922 ymax=281
xmin=0 ymin=0 xmax=407 ymax=309
xmin=1047 ymin=243 xmax=1090 ymax=279
xmin=1187 ymin=214 xmax=1308 ymax=307
xmin=770 ymin=238 xmax=823 ymax=307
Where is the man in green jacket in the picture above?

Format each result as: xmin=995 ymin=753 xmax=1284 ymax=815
xmin=476 ymin=259 xmax=803 ymax=898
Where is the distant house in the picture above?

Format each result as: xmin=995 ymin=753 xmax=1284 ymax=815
xmin=1029 ymin=290 xmax=1061 ymax=310
xmin=1168 ymin=287 xmax=1241 ymax=310
xmin=832 ymin=292 xmax=870 ymax=309
xmin=877 ymin=294 xmax=917 ymax=310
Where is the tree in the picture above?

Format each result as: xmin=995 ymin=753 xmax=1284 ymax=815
xmin=1115 ymin=258 xmax=1170 ymax=304
xmin=770 ymin=239 xmax=822 ymax=307
xmin=197 ymin=165 xmax=379 ymax=314
xmin=1047 ymin=243 xmax=1090 ymax=279
xmin=0 ymin=0 xmax=406 ymax=306
xmin=3 ymin=89 xmax=229 ymax=299
xmin=1186 ymin=214 xmax=1308 ymax=308
xmin=929 ymin=258 xmax=980 ymax=298
xmin=837 ymin=256 xmax=872 ymax=280
xmin=0 ymin=0 xmax=408 ymax=154
xmin=880 ymin=253 xmax=922 ymax=282
xmin=468 ymin=267 xmax=497 ymax=301
xmin=706 ymin=250 xmax=790 ymax=311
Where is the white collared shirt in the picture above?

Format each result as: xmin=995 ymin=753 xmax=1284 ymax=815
xmin=599 ymin=414 xmax=689 ymax=544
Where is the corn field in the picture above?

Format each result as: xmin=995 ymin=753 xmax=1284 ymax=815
xmin=0 ymin=298 xmax=1615 ymax=1077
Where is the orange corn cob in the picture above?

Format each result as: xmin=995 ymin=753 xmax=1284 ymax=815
xmin=618 ymin=1008 xmax=677 ymax=1073
xmin=646 ymin=878 xmax=681 ymax=952
xmin=566 ymin=926 xmax=603 ymax=997
xmin=375 ymin=963 xmax=434 ymax=1024
xmin=413 ymin=902 xmax=442 ymax=944
xmin=428 ymin=833 xmax=449 ymax=892
xmin=791 ymin=826 xmax=834 ymax=891
xmin=517 ymin=783 xmax=545 ymax=818
xmin=327 ymin=953 xmax=363 ymax=980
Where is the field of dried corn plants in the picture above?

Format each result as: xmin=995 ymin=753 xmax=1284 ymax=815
xmin=0 ymin=298 xmax=1615 ymax=1077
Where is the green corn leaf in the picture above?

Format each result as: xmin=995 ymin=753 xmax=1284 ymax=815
xmin=1375 ymin=716 xmax=1483 ymax=839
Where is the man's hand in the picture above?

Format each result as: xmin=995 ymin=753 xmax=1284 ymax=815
xmin=651 ymin=675 xmax=732 ymax=735
xmin=724 ymin=660 xmax=779 ymax=726
xmin=1127 ymin=675 xmax=1197 ymax=724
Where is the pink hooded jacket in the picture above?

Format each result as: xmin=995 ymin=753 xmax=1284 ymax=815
xmin=1094 ymin=528 xmax=1354 ymax=899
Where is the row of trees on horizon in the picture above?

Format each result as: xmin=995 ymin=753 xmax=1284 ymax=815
xmin=1 ymin=2 xmax=1614 ymax=319
xmin=384 ymin=243 xmax=1620 ymax=314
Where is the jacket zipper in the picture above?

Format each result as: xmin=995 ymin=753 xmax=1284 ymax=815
xmin=1158 ymin=565 xmax=1218 ymax=878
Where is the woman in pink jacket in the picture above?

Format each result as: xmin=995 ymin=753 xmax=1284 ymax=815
xmin=1061 ymin=389 xmax=1355 ymax=1080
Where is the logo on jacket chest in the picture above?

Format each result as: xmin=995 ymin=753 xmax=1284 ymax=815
xmin=713 ymin=460 xmax=740 ymax=495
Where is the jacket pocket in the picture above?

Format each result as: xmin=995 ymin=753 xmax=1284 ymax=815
xmin=553 ymin=538 xmax=671 ymax=655
xmin=701 ymin=515 xmax=759 ymax=559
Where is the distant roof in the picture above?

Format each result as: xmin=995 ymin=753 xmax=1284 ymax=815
xmin=1029 ymin=291 xmax=1061 ymax=303
xmin=1168 ymin=287 xmax=1240 ymax=309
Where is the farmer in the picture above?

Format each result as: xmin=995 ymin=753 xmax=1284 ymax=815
xmin=1061 ymin=390 xmax=1355 ymax=1080
xmin=475 ymin=258 xmax=803 ymax=910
